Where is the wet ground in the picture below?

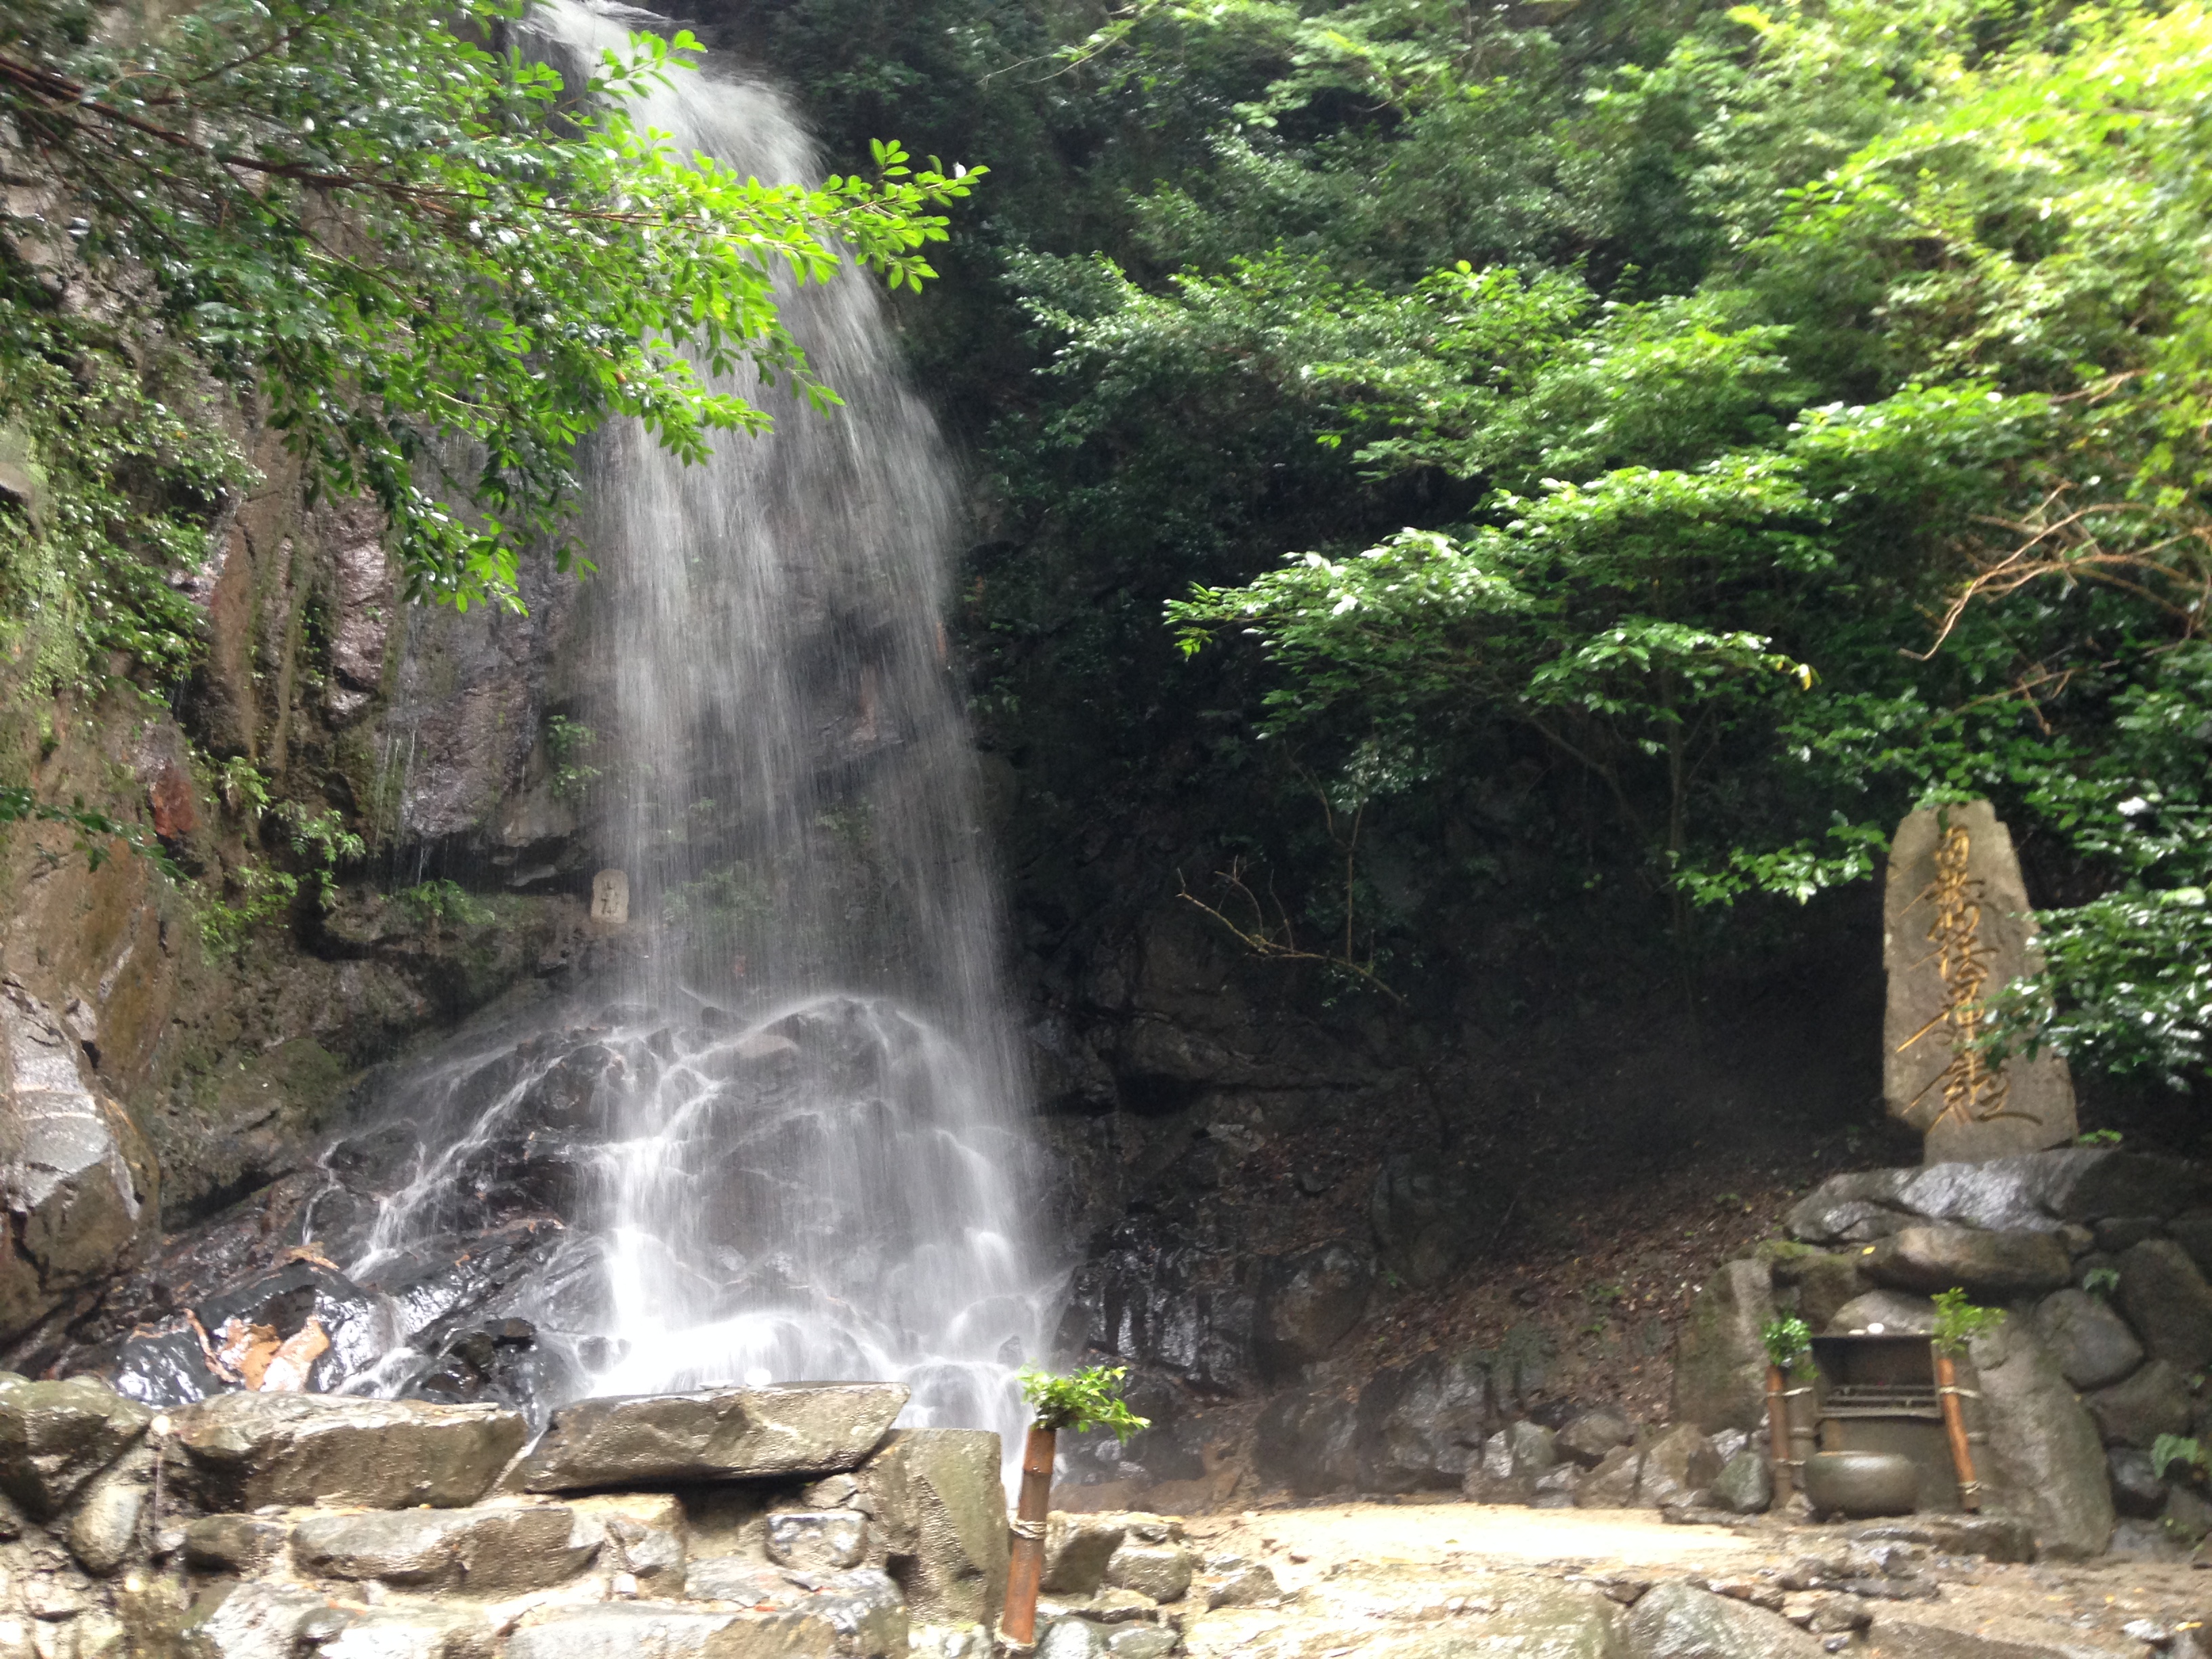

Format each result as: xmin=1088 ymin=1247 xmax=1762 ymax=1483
xmin=1164 ymin=1501 xmax=2210 ymax=1658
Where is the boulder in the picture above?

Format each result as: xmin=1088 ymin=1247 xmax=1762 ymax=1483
xmin=2167 ymin=1486 xmax=2212 ymax=1547
xmin=607 ymin=1515 xmax=686 ymax=1588
xmin=183 ymin=1515 xmax=291 ymax=1574
xmin=0 ymin=984 xmax=159 ymax=1345
xmin=1771 ymin=1252 xmax=1868 ymax=1334
xmin=1966 ymin=1315 xmax=2114 ymax=1559
xmin=1576 ymin=1445 xmax=1643 ymax=1509
xmin=1252 ymin=1244 xmax=1374 ymax=1378
xmin=1351 ymin=1349 xmax=1492 ymax=1492
xmin=1365 ymin=1583 xmax=1624 ymax=1659
xmin=2094 ymin=1216 xmax=2164 ymax=1253
xmin=1105 ymin=1630 xmax=1177 ymax=1659
xmin=1827 ymin=1290 xmax=1938 ymax=1335
xmin=1847 ymin=1515 xmax=2034 ymax=1563
xmin=2030 ymin=1288 xmax=2144 ymax=1391
xmin=1898 ymin=1149 xmax=2210 ymax=1233
xmin=509 ymin=1602 xmax=848 ymax=1659
xmin=1711 ymin=1450 xmax=1772 ymax=1515
xmin=1041 ymin=1514 xmax=1183 ymax=1597
xmin=0 ymin=1375 xmax=151 ymax=1517
xmin=65 ymin=1447 xmax=148 ymax=1578
xmin=1557 ymin=1407 xmax=1635 ymax=1468
xmin=1038 ymin=1622 xmax=1105 ymax=1659
xmin=1532 ymin=1465 xmax=1581 ymax=1508
xmin=1636 ymin=1425 xmax=1721 ymax=1509
xmin=2106 ymin=1448 xmax=2167 ymax=1519
xmin=768 ymin=1512 xmax=867 ymax=1572
xmin=2169 ymin=1210 xmax=2212 ymax=1278
xmin=1671 ymin=1260 xmax=1774 ymax=1433
xmin=517 ymin=1383 xmax=908 ymax=1492
xmin=1465 ymin=1420 xmax=1557 ymax=1504
xmin=852 ymin=1429 xmax=1006 ymax=1627
xmin=2083 ymin=1359 xmax=2193 ymax=1450
xmin=1252 ymin=1389 xmax=1359 ymax=1496
xmin=173 ymin=1582 xmax=333 ymax=1659
xmin=1624 ymin=1581 xmax=1822 ymax=1658
xmin=1104 ymin=1538 xmax=1193 ymax=1603
xmin=1862 ymin=1227 xmax=2070 ymax=1299
xmin=306 ymin=1608 xmax=478 ymax=1658
xmin=1206 ymin=1561 xmax=1280 ymax=1609
xmin=807 ymin=1570 xmax=911 ymax=1659
xmin=1786 ymin=1170 xmax=1912 ymax=1245
xmin=291 ymin=1504 xmax=603 ymax=1591
xmin=687 ymin=1557 xmax=808 ymax=1606
xmin=171 ymin=1391 xmax=525 ymax=1510
xmin=1369 ymin=1155 xmax=1481 ymax=1288
xmin=2118 ymin=1240 xmax=2212 ymax=1373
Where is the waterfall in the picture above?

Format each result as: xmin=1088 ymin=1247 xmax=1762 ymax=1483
xmin=337 ymin=0 xmax=1049 ymax=1449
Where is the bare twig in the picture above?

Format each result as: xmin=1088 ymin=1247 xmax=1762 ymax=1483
xmin=1909 ymin=485 xmax=2212 ymax=659
xmin=1176 ymin=857 xmax=1403 ymax=1002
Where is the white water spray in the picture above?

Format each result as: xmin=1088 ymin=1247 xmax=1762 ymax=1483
xmin=346 ymin=0 xmax=1050 ymax=1451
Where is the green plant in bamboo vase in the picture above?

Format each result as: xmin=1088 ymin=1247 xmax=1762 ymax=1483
xmin=1002 ymin=1365 xmax=1149 ymax=1652
xmin=1760 ymin=1315 xmax=1813 ymax=1499
xmin=1931 ymin=1288 xmax=2003 ymax=1513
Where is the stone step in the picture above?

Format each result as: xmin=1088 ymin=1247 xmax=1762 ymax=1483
xmin=514 ymin=1384 xmax=909 ymax=1492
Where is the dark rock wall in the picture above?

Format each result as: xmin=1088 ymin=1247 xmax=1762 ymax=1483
xmin=0 ymin=352 xmax=610 ymax=1341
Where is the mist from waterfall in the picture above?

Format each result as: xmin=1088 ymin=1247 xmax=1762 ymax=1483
xmin=341 ymin=0 xmax=1050 ymax=1449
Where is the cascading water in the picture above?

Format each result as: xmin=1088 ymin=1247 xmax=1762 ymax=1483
xmin=332 ymin=0 xmax=1050 ymax=1447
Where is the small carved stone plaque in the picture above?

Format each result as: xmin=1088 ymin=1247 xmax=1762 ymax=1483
xmin=1883 ymin=800 xmax=2075 ymax=1164
xmin=590 ymin=868 xmax=629 ymax=927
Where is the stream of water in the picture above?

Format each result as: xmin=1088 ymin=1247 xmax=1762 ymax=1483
xmin=341 ymin=0 xmax=1049 ymax=1448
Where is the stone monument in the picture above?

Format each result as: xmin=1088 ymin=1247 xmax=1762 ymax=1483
xmin=590 ymin=868 xmax=629 ymax=928
xmin=1883 ymin=800 xmax=2075 ymax=1163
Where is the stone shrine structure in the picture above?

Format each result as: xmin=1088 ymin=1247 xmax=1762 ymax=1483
xmin=1883 ymin=800 xmax=2075 ymax=1164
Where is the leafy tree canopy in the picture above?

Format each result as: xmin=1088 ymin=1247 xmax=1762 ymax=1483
xmin=1053 ymin=0 xmax=2212 ymax=1086
xmin=1 ymin=0 xmax=980 ymax=633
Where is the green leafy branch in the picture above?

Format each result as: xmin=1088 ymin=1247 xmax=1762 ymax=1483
xmin=1761 ymin=1313 xmax=1812 ymax=1370
xmin=1018 ymin=1364 xmax=1151 ymax=1441
xmin=1931 ymin=1288 xmax=2003 ymax=1357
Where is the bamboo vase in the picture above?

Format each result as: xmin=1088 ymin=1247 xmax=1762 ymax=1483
xmin=1001 ymin=1424 xmax=1057 ymax=1652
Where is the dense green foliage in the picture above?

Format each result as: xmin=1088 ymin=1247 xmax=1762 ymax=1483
xmin=5 ymin=0 xmax=2208 ymax=1092
xmin=729 ymin=0 xmax=2212 ymax=1090
xmin=1 ymin=0 xmax=978 ymax=653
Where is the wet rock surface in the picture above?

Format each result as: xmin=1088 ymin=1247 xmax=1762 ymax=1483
xmin=2030 ymin=1289 xmax=2144 ymax=1391
xmin=170 ymin=1391 xmax=527 ymax=1510
xmin=515 ymin=1382 xmax=909 ymax=1490
xmin=1629 ymin=1580 xmax=1823 ymax=1657
xmin=0 ymin=1374 xmax=150 ymax=1517
xmin=1251 ymin=1244 xmax=1373 ymax=1380
xmin=0 ymin=1372 xmax=1004 ymax=1659
xmin=0 ymin=982 xmax=159 ymax=1344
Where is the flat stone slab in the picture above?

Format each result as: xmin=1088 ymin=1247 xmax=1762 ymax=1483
xmin=171 ymin=1391 xmax=526 ymax=1511
xmin=1862 ymin=1225 xmax=2072 ymax=1298
xmin=508 ymin=1601 xmax=853 ymax=1659
xmin=516 ymin=1384 xmax=908 ymax=1492
xmin=291 ymin=1502 xmax=604 ymax=1592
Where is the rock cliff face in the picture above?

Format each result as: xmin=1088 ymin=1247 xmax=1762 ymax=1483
xmin=0 ymin=343 xmax=629 ymax=1364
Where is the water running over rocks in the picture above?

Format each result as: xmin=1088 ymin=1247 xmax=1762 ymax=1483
xmin=75 ymin=0 xmax=1051 ymax=1451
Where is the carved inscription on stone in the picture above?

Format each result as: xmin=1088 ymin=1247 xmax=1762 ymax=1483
xmin=590 ymin=869 xmax=630 ymax=928
xmin=1883 ymin=800 xmax=2076 ymax=1164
